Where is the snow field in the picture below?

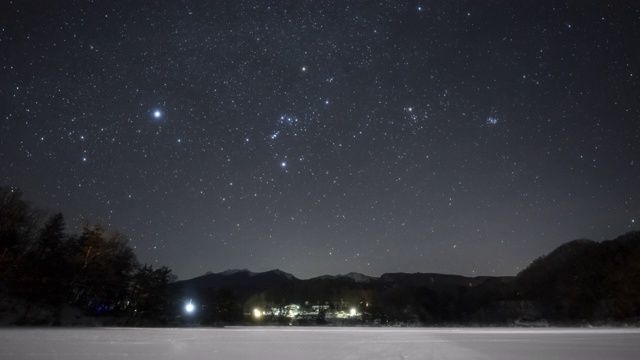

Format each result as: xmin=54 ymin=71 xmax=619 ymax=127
xmin=1 ymin=327 xmax=639 ymax=360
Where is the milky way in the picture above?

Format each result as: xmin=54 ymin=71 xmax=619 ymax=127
xmin=1 ymin=1 xmax=638 ymax=279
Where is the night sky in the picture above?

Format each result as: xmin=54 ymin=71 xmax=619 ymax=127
xmin=1 ymin=0 xmax=639 ymax=280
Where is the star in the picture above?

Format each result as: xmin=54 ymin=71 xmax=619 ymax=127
xmin=3 ymin=0 xmax=636 ymax=283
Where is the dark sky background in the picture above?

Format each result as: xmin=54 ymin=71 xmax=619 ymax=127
xmin=1 ymin=0 xmax=639 ymax=280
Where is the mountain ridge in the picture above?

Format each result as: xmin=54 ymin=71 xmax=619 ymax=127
xmin=175 ymin=268 xmax=506 ymax=290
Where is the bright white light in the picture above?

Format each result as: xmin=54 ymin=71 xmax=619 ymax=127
xmin=185 ymin=301 xmax=195 ymax=313
xmin=253 ymin=308 xmax=262 ymax=318
xmin=153 ymin=110 xmax=162 ymax=118
xmin=350 ymin=308 xmax=357 ymax=316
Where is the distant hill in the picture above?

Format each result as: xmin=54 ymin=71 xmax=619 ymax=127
xmin=516 ymin=231 xmax=640 ymax=321
xmin=379 ymin=272 xmax=493 ymax=289
xmin=170 ymin=231 xmax=640 ymax=326
xmin=174 ymin=268 xmax=298 ymax=291
xmin=175 ymin=268 xmax=502 ymax=294
xmin=311 ymin=272 xmax=377 ymax=283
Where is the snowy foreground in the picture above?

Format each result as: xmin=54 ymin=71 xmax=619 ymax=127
xmin=1 ymin=327 xmax=640 ymax=360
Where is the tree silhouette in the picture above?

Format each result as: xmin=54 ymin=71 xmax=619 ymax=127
xmin=68 ymin=225 xmax=138 ymax=314
xmin=128 ymin=264 xmax=174 ymax=322
xmin=0 ymin=187 xmax=41 ymax=285
xmin=16 ymin=213 xmax=71 ymax=319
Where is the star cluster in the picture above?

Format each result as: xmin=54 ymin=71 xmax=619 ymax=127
xmin=1 ymin=1 xmax=639 ymax=279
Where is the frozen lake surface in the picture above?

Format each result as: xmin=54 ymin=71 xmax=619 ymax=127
xmin=1 ymin=327 xmax=639 ymax=360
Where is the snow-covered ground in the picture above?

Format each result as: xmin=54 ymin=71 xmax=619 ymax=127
xmin=1 ymin=327 xmax=639 ymax=360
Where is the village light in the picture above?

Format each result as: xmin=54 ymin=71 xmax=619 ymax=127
xmin=350 ymin=308 xmax=357 ymax=317
xmin=253 ymin=308 xmax=262 ymax=318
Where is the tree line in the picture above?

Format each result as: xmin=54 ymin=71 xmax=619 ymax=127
xmin=0 ymin=186 xmax=174 ymax=325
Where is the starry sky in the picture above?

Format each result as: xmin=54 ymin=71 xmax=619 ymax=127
xmin=1 ymin=0 xmax=639 ymax=280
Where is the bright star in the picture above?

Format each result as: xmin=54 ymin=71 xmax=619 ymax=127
xmin=153 ymin=110 xmax=162 ymax=119
xmin=487 ymin=117 xmax=498 ymax=125
xmin=281 ymin=161 xmax=287 ymax=168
